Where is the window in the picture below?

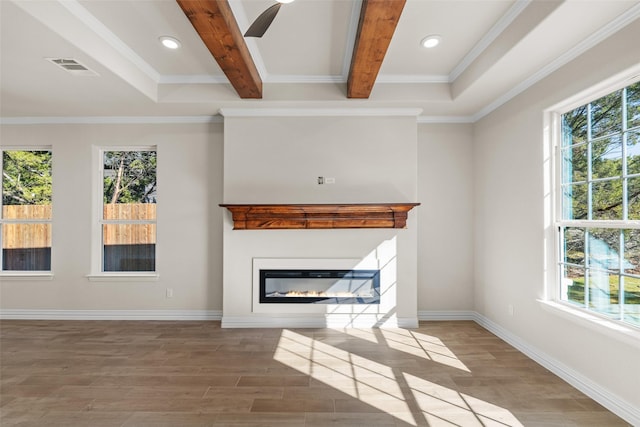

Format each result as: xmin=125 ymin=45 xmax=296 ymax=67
xmin=100 ymin=148 xmax=157 ymax=273
xmin=1 ymin=148 xmax=52 ymax=272
xmin=558 ymin=81 xmax=640 ymax=327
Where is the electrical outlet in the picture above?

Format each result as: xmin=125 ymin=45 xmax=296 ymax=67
xmin=166 ymin=288 xmax=174 ymax=298
xmin=508 ymin=304 xmax=514 ymax=316
xmin=325 ymin=177 xmax=335 ymax=184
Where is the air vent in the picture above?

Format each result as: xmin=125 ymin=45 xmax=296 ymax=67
xmin=46 ymin=58 xmax=99 ymax=76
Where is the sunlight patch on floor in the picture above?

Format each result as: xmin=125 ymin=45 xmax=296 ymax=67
xmin=379 ymin=329 xmax=470 ymax=372
xmin=274 ymin=329 xmax=417 ymax=425
xmin=273 ymin=329 xmax=523 ymax=426
xmin=340 ymin=328 xmax=380 ymax=344
xmin=404 ymin=373 xmax=524 ymax=427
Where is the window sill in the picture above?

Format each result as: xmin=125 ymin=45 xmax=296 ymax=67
xmin=538 ymin=300 xmax=640 ymax=350
xmin=87 ymin=273 xmax=159 ymax=282
xmin=0 ymin=272 xmax=54 ymax=281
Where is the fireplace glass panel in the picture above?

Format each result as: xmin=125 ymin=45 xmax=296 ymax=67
xmin=260 ymin=269 xmax=380 ymax=304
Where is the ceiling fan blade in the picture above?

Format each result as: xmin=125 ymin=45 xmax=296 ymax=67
xmin=244 ymin=3 xmax=282 ymax=38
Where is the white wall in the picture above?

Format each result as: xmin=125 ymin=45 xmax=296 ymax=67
xmin=221 ymin=114 xmax=420 ymax=327
xmin=0 ymin=122 xmax=224 ymax=314
xmin=417 ymin=124 xmax=474 ymax=311
xmin=473 ymin=20 xmax=640 ymax=412
xmin=222 ymin=115 xmax=418 ymax=204
xmin=0 ymin=116 xmax=475 ymax=323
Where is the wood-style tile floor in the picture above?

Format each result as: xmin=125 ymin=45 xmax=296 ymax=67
xmin=0 ymin=320 xmax=630 ymax=426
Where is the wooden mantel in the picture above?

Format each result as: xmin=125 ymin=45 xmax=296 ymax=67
xmin=219 ymin=203 xmax=420 ymax=230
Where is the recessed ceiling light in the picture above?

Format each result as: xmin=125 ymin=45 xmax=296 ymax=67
xmin=276 ymin=0 xmax=295 ymax=3
xmin=421 ymin=35 xmax=441 ymax=49
xmin=159 ymin=36 xmax=181 ymax=50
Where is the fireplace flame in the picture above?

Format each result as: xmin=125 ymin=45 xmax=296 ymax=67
xmin=272 ymin=291 xmax=374 ymax=298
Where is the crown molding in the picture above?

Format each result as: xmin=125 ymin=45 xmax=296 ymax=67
xmin=0 ymin=116 xmax=222 ymax=125
xmin=264 ymin=75 xmax=346 ymax=84
xmin=1 ymin=113 xmax=478 ymax=125
xmin=158 ymin=73 xmax=447 ymax=86
xmin=376 ymin=74 xmax=450 ymax=84
xmin=472 ymin=2 xmax=640 ymax=122
xmin=158 ymin=74 xmax=229 ymax=84
xmin=449 ymin=0 xmax=531 ymax=82
xmin=417 ymin=116 xmax=475 ymax=124
xmin=546 ymin=63 xmax=640 ymax=114
xmin=218 ymin=107 xmax=423 ymax=117
xmin=1 ymin=113 xmax=479 ymax=125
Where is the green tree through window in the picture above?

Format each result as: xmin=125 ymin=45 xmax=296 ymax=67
xmin=103 ymin=151 xmax=157 ymax=204
xmin=1 ymin=149 xmax=52 ymax=271
xmin=101 ymin=149 xmax=157 ymax=273
xmin=2 ymin=151 xmax=52 ymax=206
xmin=559 ymin=82 xmax=640 ymax=327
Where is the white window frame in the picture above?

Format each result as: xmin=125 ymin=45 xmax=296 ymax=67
xmin=544 ymin=74 xmax=640 ymax=344
xmin=0 ymin=146 xmax=53 ymax=278
xmin=88 ymin=146 xmax=158 ymax=281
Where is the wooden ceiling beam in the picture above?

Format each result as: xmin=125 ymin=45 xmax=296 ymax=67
xmin=347 ymin=0 xmax=406 ymax=99
xmin=177 ymin=0 xmax=262 ymax=98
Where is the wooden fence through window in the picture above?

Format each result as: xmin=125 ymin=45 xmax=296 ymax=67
xmin=2 ymin=204 xmax=156 ymax=249
xmin=102 ymin=203 xmax=156 ymax=246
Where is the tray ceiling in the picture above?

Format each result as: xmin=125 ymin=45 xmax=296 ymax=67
xmin=1 ymin=0 xmax=638 ymax=121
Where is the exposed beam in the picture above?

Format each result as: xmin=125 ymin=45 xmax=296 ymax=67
xmin=176 ymin=0 xmax=262 ymax=98
xmin=347 ymin=0 xmax=406 ymax=99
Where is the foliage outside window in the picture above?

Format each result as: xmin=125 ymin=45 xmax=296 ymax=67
xmin=559 ymin=82 xmax=640 ymax=327
xmin=1 ymin=149 xmax=52 ymax=272
xmin=101 ymin=149 xmax=157 ymax=272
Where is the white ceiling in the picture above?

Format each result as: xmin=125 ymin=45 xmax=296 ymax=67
xmin=1 ymin=0 xmax=639 ymax=122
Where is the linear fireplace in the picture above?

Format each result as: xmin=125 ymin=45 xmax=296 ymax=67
xmin=260 ymin=269 xmax=380 ymax=304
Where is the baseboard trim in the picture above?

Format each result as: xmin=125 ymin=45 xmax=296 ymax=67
xmin=222 ymin=315 xmax=418 ymax=329
xmin=417 ymin=310 xmax=477 ymax=321
xmin=473 ymin=312 xmax=640 ymax=426
xmin=418 ymin=310 xmax=638 ymax=425
xmin=0 ymin=309 xmax=222 ymax=321
xmin=222 ymin=316 xmax=324 ymax=329
xmin=0 ymin=309 xmax=416 ymax=327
